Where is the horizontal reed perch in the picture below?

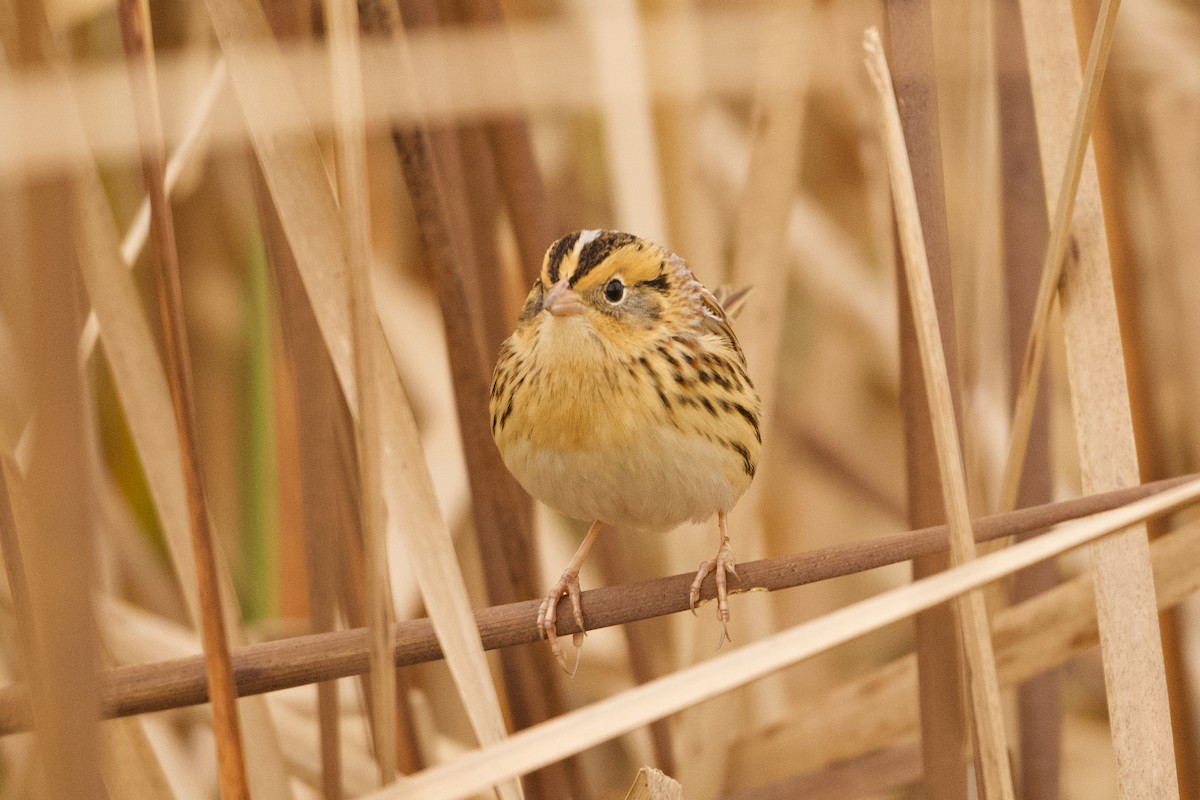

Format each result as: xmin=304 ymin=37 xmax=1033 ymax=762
xmin=0 ymin=473 xmax=1190 ymax=735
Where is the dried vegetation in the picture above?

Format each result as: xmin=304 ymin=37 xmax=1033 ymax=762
xmin=0 ymin=0 xmax=1198 ymax=798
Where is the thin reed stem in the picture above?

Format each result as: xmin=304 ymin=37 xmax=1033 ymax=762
xmin=117 ymin=1 xmax=249 ymax=795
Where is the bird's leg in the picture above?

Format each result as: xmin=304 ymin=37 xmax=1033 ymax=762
xmin=537 ymin=519 xmax=604 ymax=672
xmin=689 ymin=511 xmax=740 ymax=647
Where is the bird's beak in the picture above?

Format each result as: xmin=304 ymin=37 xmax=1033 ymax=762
xmin=544 ymin=279 xmax=584 ymax=317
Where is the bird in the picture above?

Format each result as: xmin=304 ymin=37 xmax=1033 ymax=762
xmin=489 ymin=230 xmax=762 ymax=670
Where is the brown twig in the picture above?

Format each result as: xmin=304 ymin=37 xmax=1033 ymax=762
xmin=116 ymin=1 xmax=249 ymax=796
xmin=0 ymin=474 xmax=1189 ymax=737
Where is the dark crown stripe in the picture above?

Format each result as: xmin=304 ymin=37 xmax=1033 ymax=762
xmin=569 ymin=231 xmax=639 ymax=287
xmin=545 ymin=231 xmax=581 ymax=284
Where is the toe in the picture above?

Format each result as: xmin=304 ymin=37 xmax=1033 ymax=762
xmin=567 ymin=582 xmax=586 ymax=635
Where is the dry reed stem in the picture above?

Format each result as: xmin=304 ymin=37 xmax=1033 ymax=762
xmin=998 ymin=0 xmax=1120 ymax=512
xmin=7 ymin=11 xmax=103 ymax=796
xmin=943 ymin=0 xmax=1006 ymax=515
xmin=1084 ymin=1 xmax=1199 ymax=784
xmin=261 ymin=181 xmax=348 ymax=798
xmin=324 ymin=0 xmax=398 ymax=783
xmin=365 ymin=4 xmax=575 ymax=797
xmin=205 ymin=0 xmax=525 ymax=794
xmin=253 ymin=8 xmax=353 ymax=784
xmin=578 ymin=0 xmax=669 ymax=243
xmin=865 ymin=27 xmax=1014 ymax=798
xmin=0 ymin=9 xmax=852 ymax=181
xmin=457 ymin=0 xmax=552 ymax=287
xmin=994 ymin=1 xmax=1060 ymax=794
xmin=393 ymin=0 xmax=495 ymax=376
xmin=359 ymin=478 xmax=1200 ymax=799
xmin=243 ymin=6 xmax=380 ymax=771
xmin=116 ymin=1 xmax=249 ymax=795
xmin=61 ymin=54 xmax=293 ymax=800
xmin=1 ymin=474 xmax=1186 ymax=736
xmin=880 ymin=3 xmax=969 ymax=794
xmin=1020 ymin=0 xmax=1179 ymax=794
xmin=724 ymin=499 xmax=1200 ymax=788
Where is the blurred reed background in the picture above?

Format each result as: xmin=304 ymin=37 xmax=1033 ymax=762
xmin=0 ymin=0 xmax=1198 ymax=798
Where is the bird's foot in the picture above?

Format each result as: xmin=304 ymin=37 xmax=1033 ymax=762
xmin=536 ymin=569 xmax=586 ymax=674
xmin=689 ymin=535 xmax=740 ymax=648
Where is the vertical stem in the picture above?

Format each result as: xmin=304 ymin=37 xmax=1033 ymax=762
xmin=1018 ymin=0 xmax=1179 ymax=794
xmin=116 ymin=1 xmax=249 ymax=796
xmin=258 ymin=176 xmax=349 ymax=797
xmin=1079 ymin=0 xmax=1199 ymax=787
xmin=324 ymin=0 xmax=397 ymax=783
xmin=995 ymin=1 xmax=1061 ymax=796
xmin=883 ymin=3 xmax=968 ymax=796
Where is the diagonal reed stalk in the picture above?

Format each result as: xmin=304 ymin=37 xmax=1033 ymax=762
xmin=865 ymin=27 xmax=1013 ymax=798
xmin=360 ymin=477 xmax=1200 ymax=799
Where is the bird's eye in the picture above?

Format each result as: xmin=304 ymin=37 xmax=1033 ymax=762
xmin=604 ymin=278 xmax=625 ymax=303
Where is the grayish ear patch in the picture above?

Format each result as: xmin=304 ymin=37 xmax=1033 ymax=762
xmin=593 ymin=282 xmax=661 ymax=326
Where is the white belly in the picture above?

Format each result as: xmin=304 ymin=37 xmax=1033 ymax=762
xmin=501 ymin=425 xmax=742 ymax=532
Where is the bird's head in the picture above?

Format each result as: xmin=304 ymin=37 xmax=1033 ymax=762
xmin=517 ymin=230 xmax=701 ymax=356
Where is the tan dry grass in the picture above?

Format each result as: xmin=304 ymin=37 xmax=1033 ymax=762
xmin=1 ymin=1 xmax=1199 ymax=798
